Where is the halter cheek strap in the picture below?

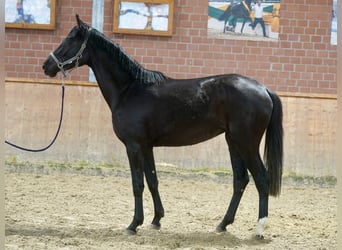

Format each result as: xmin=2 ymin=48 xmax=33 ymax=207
xmin=50 ymin=27 xmax=92 ymax=77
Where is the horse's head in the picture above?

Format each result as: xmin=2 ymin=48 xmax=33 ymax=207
xmin=246 ymin=0 xmax=252 ymax=7
xmin=43 ymin=15 xmax=92 ymax=77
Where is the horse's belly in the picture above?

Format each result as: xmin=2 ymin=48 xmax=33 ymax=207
xmin=153 ymin=123 xmax=225 ymax=147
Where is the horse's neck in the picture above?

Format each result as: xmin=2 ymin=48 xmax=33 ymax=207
xmin=87 ymin=46 xmax=131 ymax=108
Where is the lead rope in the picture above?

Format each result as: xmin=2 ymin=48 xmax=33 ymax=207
xmin=5 ymin=77 xmax=65 ymax=152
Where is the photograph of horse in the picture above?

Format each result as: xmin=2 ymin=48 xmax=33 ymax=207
xmin=42 ymin=15 xmax=283 ymax=239
xmin=218 ymin=0 xmax=252 ymax=33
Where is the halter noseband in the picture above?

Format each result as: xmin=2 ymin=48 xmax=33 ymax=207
xmin=50 ymin=27 xmax=92 ymax=77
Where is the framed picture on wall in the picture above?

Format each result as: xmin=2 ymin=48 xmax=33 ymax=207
xmin=208 ymin=0 xmax=280 ymax=41
xmin=331 ymin=0 xmax=337 ymax=45
xmin=113 ymin=0 xmax=174 ymax=36
xmin=5 ymin=0 xmax=56 ymax=30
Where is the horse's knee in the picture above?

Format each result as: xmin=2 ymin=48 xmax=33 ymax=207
xmin=133 ymin=183 xmax=144 ymax=197
xmin=145 ymin=171 xmax=159 ymax=193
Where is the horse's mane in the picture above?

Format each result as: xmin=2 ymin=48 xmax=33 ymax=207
xmin=88 ymin=28 xmax=168 ymax=85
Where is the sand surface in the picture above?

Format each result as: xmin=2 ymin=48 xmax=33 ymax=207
xmin=5 ymin=165 xmax=337 ymax=249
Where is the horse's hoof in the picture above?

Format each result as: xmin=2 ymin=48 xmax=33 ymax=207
xmin=256 ymin=234 xmax=264 ymax=240
xmin=215 ymin=225 xmax=227 ymax=233
xmin=124 ymin=228 xmax=137 ymax=235
xmin=150 ymin=223 xmax=161 ymax=230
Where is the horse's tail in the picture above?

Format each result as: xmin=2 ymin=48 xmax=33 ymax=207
xmin=264 ymin=89 xmax=283 ymax=197
xmin=218 ymin=6 xmax=232 ymax=21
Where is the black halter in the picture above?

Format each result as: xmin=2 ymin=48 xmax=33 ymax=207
xmin=50 ymin=27 xmax=92 ymax=77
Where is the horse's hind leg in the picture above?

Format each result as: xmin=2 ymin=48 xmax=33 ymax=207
xmin=143 ymin=148 xmax=164 ymax=229
xmin=216 ymin=136 xmax=249 ymax=232
xmin=232 ymin=17 xmax=238 ymax=32
xmin=248 ymin=155 xmax=270 ymax=238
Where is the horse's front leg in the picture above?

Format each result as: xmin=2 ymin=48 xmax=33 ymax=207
xmin=223 ymin=20 xmax=227 ymax=33
xmin=143 ymin=148 xmax=164 ymax=229
xmin=240 ymin=20 xmax=246 ymax=33
xmin=126 ymin=144 xmax=145 ymax=234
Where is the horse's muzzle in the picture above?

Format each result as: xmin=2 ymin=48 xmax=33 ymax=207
xmin=42 ymin=56 xmax=58 ymax=77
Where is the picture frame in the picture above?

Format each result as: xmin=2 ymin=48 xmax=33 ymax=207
xmin=208 ymin=0 xmax=280 ymax=41
xmin=113 ymin=0 xmax=174 ymax=36
xmin=5 ymin=0 xmax=56 ymax=30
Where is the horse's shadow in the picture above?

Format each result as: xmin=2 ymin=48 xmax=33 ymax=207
xmin=6 ymin=224 xmax=272 ymax=248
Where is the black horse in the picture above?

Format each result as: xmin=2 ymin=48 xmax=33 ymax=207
xmin=218 ymin=0 xmax=252 ymax=33
xmin=43 ymin=15 xmax=283 ymax=238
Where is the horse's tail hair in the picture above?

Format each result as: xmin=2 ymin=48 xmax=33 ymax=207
xmin=218 ymin=6 xmax=232 ymax=21
xmin=264 ymin=89 xmax=283 ymax=197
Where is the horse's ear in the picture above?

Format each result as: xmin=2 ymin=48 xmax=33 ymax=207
xmin=76 ymin=14 xmax=82 ymax=27
xmin=76 ymin=14 xmax=90 ymax=30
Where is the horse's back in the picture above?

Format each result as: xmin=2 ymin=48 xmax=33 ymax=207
xmin=156 ymin=73 xmax=273 ymax=119
xmin=176 ymin=73 xmax=272 ymax=109
xmin=156 ymin=74 xmax=272 ymax=142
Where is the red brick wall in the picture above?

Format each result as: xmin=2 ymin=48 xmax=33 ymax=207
xmin=5 ymin=0 xmax=337 ymax=94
